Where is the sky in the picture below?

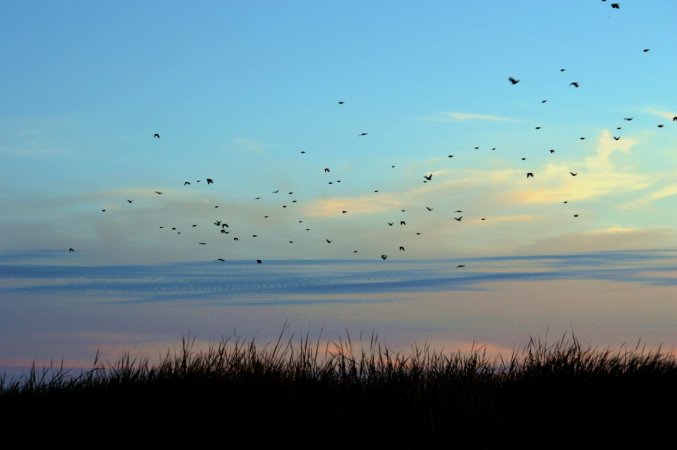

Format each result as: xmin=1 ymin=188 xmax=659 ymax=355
xmin=1 ymin=0 xmax=676 ymax=264
xmin=1 ymin=1 xmax=677 ymax=373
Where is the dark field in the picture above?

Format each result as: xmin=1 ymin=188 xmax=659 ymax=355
xmin=2 ymin=332 xmax=676 ymax=448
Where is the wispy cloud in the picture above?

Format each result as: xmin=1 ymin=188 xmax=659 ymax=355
xmin=645 ymin=108 xmax=677 ymax=121
xmin=419 ymin=111 xmax=514 ymax=123
xmin=228 ymin=137 xmax=264 ymax=154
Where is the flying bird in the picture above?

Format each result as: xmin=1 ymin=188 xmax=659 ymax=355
xmin=457 ymin=265 xmax=466 ymax=268
xmin=426 ymin=206 xmax=433 ymax=211
xmin=454 ymin=217 xmax=463 ymax=222
xmin=613 ymin=136 xmax=621 ymax=141
xmin=206 ymin=178 xmax=214 ymax=184
xmin=550 ymin=149 xmax=555 ymax=154
xmin=569 ymin=82 xmax=580 ymax=88
xmin=508 ymin=77 xmax=520 ymax=85
xmin=624 ymin=118 xmax=633 ymax=121
xmin=68 ymin=248 xmax=75 ymax=253
xmin=216 ymin=258 xmax=225 ymax=262
xmin=184 ymin=182 xmax=191 ymax=186
xmin=381 ymin=255 xmax=388 ymax=260
xmin=324 ymin=168 xmax=330 ymax=173
xmin=672 ymin=116 xmax=677 ymax=122
xmin=153 ymin=133 xmax=160 ymax=139
xmin=400 ymin=221 xmax=406 ymax=226
xmin=256 ymin=259 xmax=262 ymax=264
xmin=424 ymin=174 xmax=433 ymax=181
xmin=611 ymin=3 xmax=620 ymax=8
xmin=399 ymin=246 xmax=405 ymax=251
xmin=155 ymin=191 xmax=163 ymax=195
xmin=127 ymin=199 xmax=133 ymax=203
xmin=643 ymin=49 xmax=650 ymax=53
xmin=526 ymin=172 xmax=534 ymax=178
xmin=570 ymin=172 xmax=578 ymax=176
xmin=338 ymin=101 xmax=344 ymax=104
xmin=359 ymin=132 xmax=368 ymax=136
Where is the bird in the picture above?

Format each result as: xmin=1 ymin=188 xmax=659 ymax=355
xmin=643 ymin=49 xmax=650 ymax=53
xmin=424 ymin=174 xmax=433 ymax=181
xmin=68 ymin=248 xmax=75 ymax=253
xmin=399 ymin=246 xmax=405 ymax=251
xmin=273 ymin=190 xmax=279 ymax=193
xmin=448 ymin=155 xmax=454 ymax=158
xmin=550 ymin=149 xmax=555 ymax=154
xmin=388 ymin=222 xmax=394 ymax=226
xmin=184 ymin=181 xmax=191 ymax=186
xmin=570 ymin=172 xmax=578 ymax=176
xmin=673 ymin=116 xmax=677 ymax=122
xmin=573 ymin=214 xmax=580 ymax=218
xmin=127 ymin=199 xmax=133 ymax=203
xmin=214 ymin=220 xmax=221 ymax=226
xmin=454 ymin=217 xmax=463 ymax=222
xmin=342 ymin=210 xmax=347 ymax=214
xmin=234 ymin=237 xmax=239 ymax=241
xmin=300 ymin=150 xmax=306 ymax=154
xmin=624 ymin=117 xmax=634 ymax=121
xmin=358 ymin=132 xmax=368 ymax=136
xmin=216 ymin=258 xmax=225 ymax=262
xmin=155 ymin=191 xmax=163 ymax=195
xmin=457 ymin=264 xmax=466 ymax=268
xmin=526 ymin=172 xmax=534 ymax=178
xmin=579 ymin=137 xmax=586 ymax=140
xmin=541 ymin=100 xmax=547 ymax=103
xmin=613 ymin=136 xmax=621 ymax=141
xmin=206 ymin=178 xmax=214 ymax=184
xmin=508 ymin=77 xmax=520 ymax=85
xmin=400 ymin=221 xmax=406 ymax=226
xmin=338 ymin=101 xmax=344 ymax=104
xmin=611 ymin=3 xmax=620 ymax=9
xmin=153 ymin=133 xmax=160 ymax=139
xmin=256 ymin=259 xmax=262 ymax=264
xmin=381 ymin=255 xmax=388 ymax=260
xmin=426 ymin=206 xmax=433 ymax=211
xmin=326 ymin=239 xmax=332 ymax=243
xmin=198 ymin=242 xmax=207 ymax=245
xmin=569 ymin=82 xmax=580 ymax=88
xmin=658 ymin=124 xmax=664 ymax=128
xmin=324 ymin=168 xmax=330 ymax=173
xmin=535 ymin=126 xmax=541 ymax=130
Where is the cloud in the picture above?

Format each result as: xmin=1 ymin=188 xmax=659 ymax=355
xmin=228 ymin=137 xmax=264 ymax=154
xmin=520 ymin=227 xmax=676 ymax=254
xmin=504 ymin=130 xmax=651 ymax=204
xmin=645 ymin=108 xmax=677 ymax=121
xmin=301 ymin=193 xmax=404 ymax=217
xmin=419 ymin=111 xmax=513 ymax=123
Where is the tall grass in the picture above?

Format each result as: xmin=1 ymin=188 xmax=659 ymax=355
xmin=2 ymin=331 xmax=676 ymax=447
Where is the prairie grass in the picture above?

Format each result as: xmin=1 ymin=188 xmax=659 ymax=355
xmin=2 ymin=331 xmax=676 ymax=447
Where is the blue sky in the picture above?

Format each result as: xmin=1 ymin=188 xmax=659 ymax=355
xmin=2 ymin=1 xmax=676 ymax=264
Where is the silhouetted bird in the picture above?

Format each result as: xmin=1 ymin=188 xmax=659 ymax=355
xmin=155 ymin=191 xmax=163 ymax=195
xmin=399 ymin=246 xmax=405 ymax=251
xmin=338 ymin=101 xmax=344 ymax=104
xmin=454 ymin=217 xmax=462 ymax=222
xmin=184 ymin=182 xmax=191 ymax=186
xmin=573 ymin=214 xmax=580 ymax=217
xmin=613 ymin=136 xmax=621 ymax=140
xmin=326 ymin=239 xmax=332 ymax=243
xmin=359 ymin=132 xmax=368 ymax=136
xmin=426 ymin=206 xmax=433 ymax=211
xmin=424 ymin=174 xmax=433 ymax=181
xmin=400 ymin=221 xmax=406 ymax=226
xmin=570 ymin=82 xmax=579 ymax=88
xmin=324 ymin=168 xmax=330 ymax=173
xmin=216 ymin=258 xmax=225 ymax=262
xmin=199 ymin=242 xmax=207 ymax=245
xmin=508 ymin=77 xmax=520 ymax=85
xmin=68 ymin=248 xmax=75 ymax=253
xmin=673 ymin=117 xmax=677 ymax=122
xmin=611 ymin=3 xmax=620 ymax=9
xmin=643 ymin=49 xmax=650 ymax=52
xmin=381 ymin=255 xmax=388 ymax=260
xmin=127 ymin=199 xmax=133 ymax=203
xmin=658 ymin=124 xmax=664 ymax=128
xmin=457 ymin=265 xmax=465 ymax=268
xmin=624 ymin=117 xmax=633 ymax=121
xmin=257 ymin=259 xmax=262 ymax=264
xmin=206 ymin=178 xmax=213 ymax=184
xmin=526 ymin=172 xmax=534 ymax=178
xmin=388 ymin=222 xmax=394 ymax=226
xmin=550 ymin=149 xmax=555 ymax=154
xmin=570 ymin=172 xmax=578 ymax=176
xmin=154 ymin=133 xmax=160 ymax=139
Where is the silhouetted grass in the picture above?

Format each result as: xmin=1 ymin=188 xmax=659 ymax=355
xmin=2 ymin=331 xmax=676 ymax=447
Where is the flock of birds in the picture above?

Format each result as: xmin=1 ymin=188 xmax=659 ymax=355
xmin=67 ymin=2 xmax=675 ymax=266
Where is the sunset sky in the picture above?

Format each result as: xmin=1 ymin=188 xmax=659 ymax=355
xmin=1 ymin=1 xmax=677 ymax=373
xmin=2 ymin=0 xmax=676 ymax=263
